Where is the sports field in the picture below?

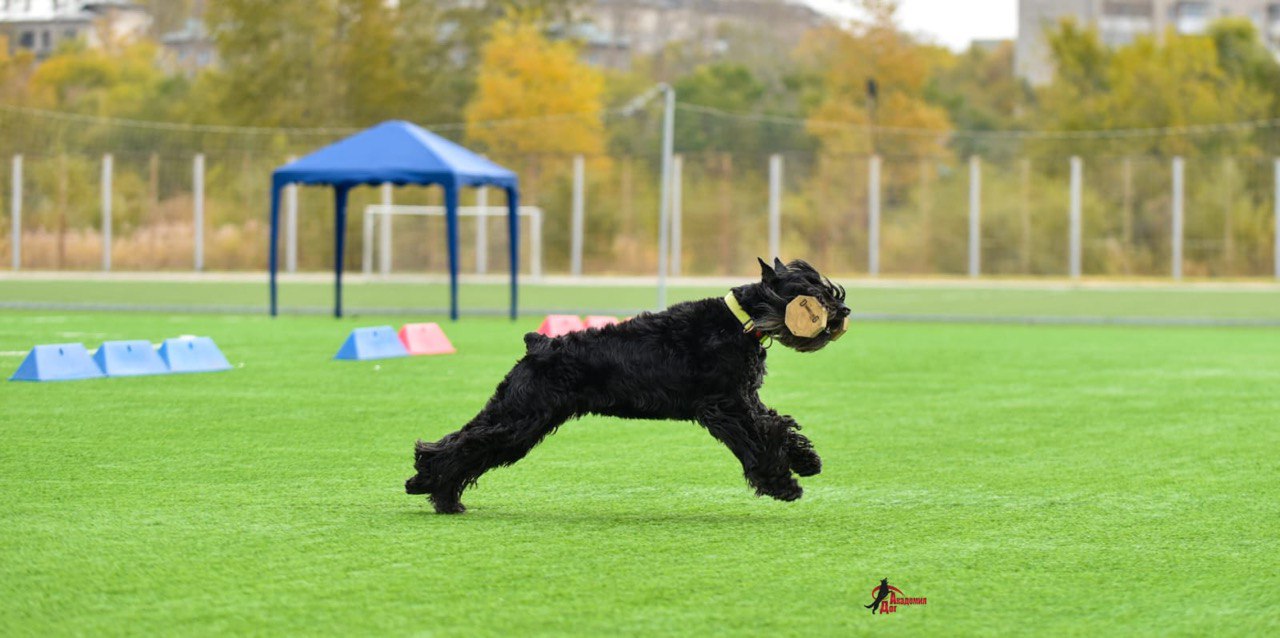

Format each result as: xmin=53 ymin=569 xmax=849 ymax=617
xmin=2 ymin=297 xmax=1277 ymax=634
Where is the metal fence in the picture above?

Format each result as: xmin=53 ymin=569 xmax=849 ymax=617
xmin=3 ymin=149 xmax=1278 ymax=280
xmin=1 ymin=105 xmax=1278 ymax=280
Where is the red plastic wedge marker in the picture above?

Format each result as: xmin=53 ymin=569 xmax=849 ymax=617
xmin=584 ymin=315 xmax=620 ymax=330
xmin=536 ymin=315 xmax=586 ymax=338
xmin=398 ymin=323 xmax=456 ymax=356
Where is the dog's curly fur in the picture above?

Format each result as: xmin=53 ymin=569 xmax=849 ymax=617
xmin=405 ymin=258 xmax=850 ymax=514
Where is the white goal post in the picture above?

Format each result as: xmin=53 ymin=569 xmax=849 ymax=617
xmin=362 ymin=205 xmax=543 ymax=278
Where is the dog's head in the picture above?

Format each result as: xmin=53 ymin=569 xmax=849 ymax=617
xmin=737 ymin=257 xmax=849 ymax=353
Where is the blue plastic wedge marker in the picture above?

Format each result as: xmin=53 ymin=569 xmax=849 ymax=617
xmin=158 ymin=336 xmax=233 ymax=374
xmin=9 ymin=343 xmax=105 ymax=382
xmin=93 ymin=340 xmax=170 ymax=377
xmin=335 ymin=326 xmax=409 ymax=361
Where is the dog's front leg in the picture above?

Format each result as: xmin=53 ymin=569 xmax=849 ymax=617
xmin=697 ymin=402 xmax=802 ymax=502
xmin=759 ymin=407 xmax=822 ymax=477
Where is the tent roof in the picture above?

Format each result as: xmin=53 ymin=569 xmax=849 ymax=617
xmin=272 ymin=120 xmax=518 ymax=189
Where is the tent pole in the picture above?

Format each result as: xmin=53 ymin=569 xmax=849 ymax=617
xmin=334 ymin=186 xmax=350 ymax=318
xmin=269 ymin=181 xmax=282 ymax=316
xmin=507 ymin=186 xmax=520 ymax=320
xmin=445 ymin=182 xmax=461 ymax=321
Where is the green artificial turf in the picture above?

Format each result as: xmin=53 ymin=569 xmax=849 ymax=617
xmin=1 ymin=311 xmax=1277 ymax=635
xmin=3 ymin=278 xmax=1280 ymax=320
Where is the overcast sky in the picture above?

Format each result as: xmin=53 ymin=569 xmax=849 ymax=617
xmin=804 ymin=0 xmax=1019 ymax=51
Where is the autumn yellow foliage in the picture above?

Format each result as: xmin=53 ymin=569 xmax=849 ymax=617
xmin=27 ymin=41 xmax=163 ymax=115
xmin=465 ymin=17 xmax=606 ymax=159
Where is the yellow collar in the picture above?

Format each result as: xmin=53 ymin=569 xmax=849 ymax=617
xmin=723 ymin=292 xmax=754 ymax=332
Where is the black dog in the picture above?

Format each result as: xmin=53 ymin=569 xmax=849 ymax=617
xmin=405 ymin=258 xmax=850 ymax=513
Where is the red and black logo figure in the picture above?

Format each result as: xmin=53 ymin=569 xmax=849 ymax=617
xmin=866 ymin=578 xmax=892 ymax=614
xmin=865 ymin=578 xmax=928 ymax=615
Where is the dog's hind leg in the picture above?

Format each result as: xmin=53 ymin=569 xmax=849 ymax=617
xmin=408 ymin=385 xmax=572 ymax=514
xmin=697 ymin=402 xmax=802 ymax=502
xmin=407 ymin=355 xmax=571 ymax=513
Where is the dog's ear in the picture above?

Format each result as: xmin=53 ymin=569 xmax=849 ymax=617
xmin=757 ymin=257 xmax=776 ymax=282
xmin=773 ymin=257 xmax=787 ymax=273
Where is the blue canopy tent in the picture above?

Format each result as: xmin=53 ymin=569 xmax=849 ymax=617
xmin=268 ymin=120 xmax=520 ymax=320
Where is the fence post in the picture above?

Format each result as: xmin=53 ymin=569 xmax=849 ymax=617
xmin=570 ymin=154 xmax=585 ymax=276
xmin=285 ymin=155 xmax=298 ymax=273
xmin=476 ymin=187 xmax=488 ymax=275
xmin=969 ymin=155 xmax=981 ymax=277
xmin=10 ymin=154 xmax=20 ymax=271
xmin=919 ymin=157 xmax=932 ymax=267
xmin=379 ymin=183 xmax=392 ymax=276
xmin=768 ymin=154 xmax=782 ymax=261
xmin=101 ymin=154 xmax=112 ymax=271
xmin=1069 ymin=156 xmax=1083 ymax=279
xmin=1274 ymin=158 xmax=1279 ymax=280
xmin=869 ymin=155 xmax=881 ymax=276
xmin=1019 ymin=158 xmax=1031 ymax=273
xmin=1122 ymin=156 xmax=1134 ymax=248
xmin=193 ymin=154 xmax=204 ymax=272
xmin=531 ymin=207 xmax=543 ymax=279
xmin=362 ymin=203 xmax=374 ymax=276
xmin=671 ymin=154 xmax=683 ymax=276
xmin=1172 ymin=157 xmax=1184 ymax=281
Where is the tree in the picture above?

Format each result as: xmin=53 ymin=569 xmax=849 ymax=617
xmin=199 ymin=0 xmax=586 ymax=129
xmin=1037 ymin=19 xmax=1273 ymax=156
xmin=464 ymin=16 xmax=605 ymax=158
xmin=798 ymin=0 xmax=951 ymax=157
xmin=203 ymin=0 xmax=345 ymax=127
xmin=337 ymin=0 xmax=410 ymax=126
xmin=1207 ymin=19 xmax=1280 ymax=116
xmin=27 ymin=40 xmax=165 ymax=116
xmin=672 ymin=64 xmax=765 ymax=154
xmin=926 ymin=41 xmax=1033 ymax=158
xmin=0 ymin=35 xmax=35 ymax=106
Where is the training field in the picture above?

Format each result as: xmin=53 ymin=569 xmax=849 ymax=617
xmin=2 ymin=293 xmax=1278 ymax=634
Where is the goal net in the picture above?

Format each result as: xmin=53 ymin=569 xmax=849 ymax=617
xmin=361 ymin=205 xmax=543 ymax=278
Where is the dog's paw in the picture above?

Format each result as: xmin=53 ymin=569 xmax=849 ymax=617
xmin=765 ymin=483 xmax=803 ymax=502
xmin=750 ymin=474 xmax=804 ymax=502
xmin=782 ymin=429 xmax=822 ymax=477
xmin=405 ymin=476 xmax=430 ymax=495
xmin=788 ymin=448 xmax=822 ymax=477
xmin=429 ymin=495 xmax=467 ymax=515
